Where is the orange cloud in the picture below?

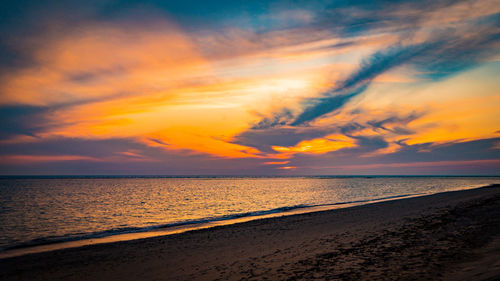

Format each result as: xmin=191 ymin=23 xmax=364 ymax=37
xmin=0 ymin=20 xmax=209 ymax=107
xmin=273 ymin=134 xmax=355 ymax=155
xmin=0 ymin=19 xmax=352 ymax=160
xmin=1 ymin=12 xmax=498 ymax=167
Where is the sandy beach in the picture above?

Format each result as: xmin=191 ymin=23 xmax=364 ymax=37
xmin=1 ymin=184 xmax=499 ymax=281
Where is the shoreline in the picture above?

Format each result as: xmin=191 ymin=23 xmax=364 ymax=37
xmin=0 ymin=185 xmax=487 ymax=259
xmin=1 ymin=184 xmax=499 ymax=280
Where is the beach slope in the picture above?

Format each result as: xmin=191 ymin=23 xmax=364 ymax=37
xmin=1 ymin=184 xmax=499 ymax=280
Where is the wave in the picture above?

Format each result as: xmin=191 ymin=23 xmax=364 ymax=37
xmin=0 ymin=192 xmax=424 ymax=252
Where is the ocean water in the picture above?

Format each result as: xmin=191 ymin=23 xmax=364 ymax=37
xmin=0 ymin=176 xmax=498 ymax=252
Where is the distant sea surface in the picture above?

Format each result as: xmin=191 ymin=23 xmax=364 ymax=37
xmin=0 ymin=176 xmax=499 ymax=251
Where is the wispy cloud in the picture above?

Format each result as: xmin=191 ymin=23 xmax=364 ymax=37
xmin=0 ymin=0 xmax=498 ymax=174
xmin=235 ymin=2 xmax=499 ymax=160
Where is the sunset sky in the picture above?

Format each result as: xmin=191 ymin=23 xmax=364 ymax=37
xmin=0 ymin=0 xmax=499 ymax=175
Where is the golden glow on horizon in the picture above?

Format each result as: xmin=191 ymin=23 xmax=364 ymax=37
xmin=278 ymin=166 xmax=296 ymax=170
xmin=263 ymin=161 xmax=290 ymax=165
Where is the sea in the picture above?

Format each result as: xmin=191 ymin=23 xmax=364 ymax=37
xmin=0 ymin=176 xmax=498 ymax=255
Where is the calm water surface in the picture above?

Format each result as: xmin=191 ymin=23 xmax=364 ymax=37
xmin=0 ymin=176 xmax=498 ymax=251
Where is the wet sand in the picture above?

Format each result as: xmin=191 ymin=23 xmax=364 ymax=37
xmin=1 ymin=184 xmax=499 ymax=280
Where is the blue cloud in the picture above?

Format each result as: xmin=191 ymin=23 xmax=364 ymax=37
xmin=0 ymin=106 xmax=47 ymax=140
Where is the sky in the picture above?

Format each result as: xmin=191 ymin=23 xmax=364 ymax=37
xmin=0 ymin=0 xmax=499 ymax=175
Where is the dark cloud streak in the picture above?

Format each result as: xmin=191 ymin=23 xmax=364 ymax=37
xmin=0 ymin=106 xmax=47 ymax=140
xmin=290 ymin=84 xmax=368 ymax=126
xmin=238 ymin=6 xmax=499 ymax=154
